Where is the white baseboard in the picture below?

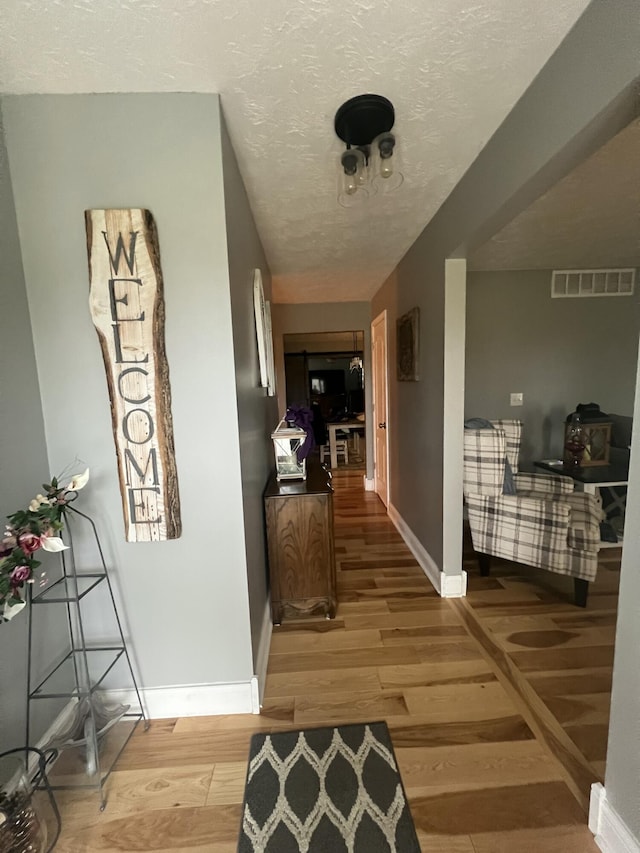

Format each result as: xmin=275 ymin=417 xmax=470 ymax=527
xmin=105 ymin=680 xmax=256 ymax=719
xmin=387 ymin=502 xmax=442 ymax=594
xmin=387 ymin=502 xmax=467 ymax=598
xmin=363 ymin=476 xmax=375 ymax=491
xmin=253 ymin=598 xmax=273 ymax=710
xmin=440 ymin=570 xmax=468 ymax=597
xmin=106 ymin=601 xmax=273 ymax=719
xmin=35 ymin=679 xmax=257 ymax=740
xmin=250 ymin=677 xmax=260 ymax=715
xmin=590 ymin=783 xmax=640 ymax=853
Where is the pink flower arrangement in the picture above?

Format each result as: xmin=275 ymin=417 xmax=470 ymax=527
xmin=17 ymin=532 xmax=43 ymax=554
xmin=0 ymin=469 xmax=89 ymax=622
xmin=10 ymin=565 xmax=31 ymax=583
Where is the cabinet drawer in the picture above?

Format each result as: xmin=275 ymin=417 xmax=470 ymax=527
xmin=266 ymin=493 xmax=331 ymax=602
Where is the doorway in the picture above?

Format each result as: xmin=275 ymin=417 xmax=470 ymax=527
xmin=283 ymin=330 xmax=366 ymax=471
xmin=371 ymin=311 xmax=389 ymax=507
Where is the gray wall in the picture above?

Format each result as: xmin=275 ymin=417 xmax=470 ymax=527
xmin=605 ymin=351 xmax=640 ymax=838
xmin=272 ymin=302 xmax=374 ymax=480
xmin=0 ymin=111 xmax=60 ymax=751
xmin=221 ymin=110 xmax=279 ymax=671
xmin=372 ymin=0 xmax=640 ymax=577
xmin=466 ymin=270 xmax=640 ymax=465
xmin=3 ymin=93 xmax=254 ymax=691
xmin=371 ymin=251 xmax=447 ymax=566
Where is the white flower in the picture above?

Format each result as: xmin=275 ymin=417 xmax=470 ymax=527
xmin=3 ymin=599 xmax=26 ymax=621
xmin=29 ymin=494 xmax=51 ymax=511
xmin=66 ymin=468 xmax=90 ymax=492
xmin=41 ymin=537 xmax=68 ymax=553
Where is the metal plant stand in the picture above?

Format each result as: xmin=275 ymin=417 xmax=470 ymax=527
xmin=25 ymin=506 xmax=148 ymax=810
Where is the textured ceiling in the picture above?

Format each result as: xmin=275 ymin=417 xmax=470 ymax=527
xmin=0 ymin=0 xmax=593 ymax=303
xmin=470 ymin=117 xmax=640 ymax=271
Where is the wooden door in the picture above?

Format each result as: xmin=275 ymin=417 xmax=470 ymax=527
xmin=371 ymin=311 xmax=389 ymax=506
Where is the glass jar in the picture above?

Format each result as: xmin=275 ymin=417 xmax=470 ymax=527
xmin=0 ymin=748 xmax=60 ymax=853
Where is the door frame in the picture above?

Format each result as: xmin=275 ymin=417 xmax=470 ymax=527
xmin=371 ymin=309 xmax=390 ymax=508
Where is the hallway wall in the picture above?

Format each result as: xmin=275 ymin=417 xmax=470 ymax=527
xmin=2 ymin=93 xmax=254 ymax=709
xmin=0 ymin=109 xmax=67 ymax=751
xmin=605 ymin=351 xmax=640 ymax=839
xmin=221 ymin=110 xmax=279 ymax=674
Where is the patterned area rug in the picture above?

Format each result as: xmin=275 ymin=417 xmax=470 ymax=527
xmin=237 ymin=721 xmax=420 ymax=853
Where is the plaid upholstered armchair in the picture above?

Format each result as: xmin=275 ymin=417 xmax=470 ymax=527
xmin=463 ymin=420 xmax=602 ymax=607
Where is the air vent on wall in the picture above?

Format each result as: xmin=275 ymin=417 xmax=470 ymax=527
xmin=551 ymin=268 xmax=635 ymax=298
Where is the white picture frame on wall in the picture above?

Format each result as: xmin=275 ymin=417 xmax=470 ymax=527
xmin=264 ymin=299 xmax=276 ymax=397
xmin=253 ymin=268 xmax=276 ymax=394
xmin=253 ymin=269 xmax=268 ymax=388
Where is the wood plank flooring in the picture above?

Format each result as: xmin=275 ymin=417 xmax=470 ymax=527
xmin=52 ymin=467 xmax=619 ymax=852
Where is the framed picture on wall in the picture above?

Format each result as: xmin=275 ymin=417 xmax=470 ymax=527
xmin=397 ymin=307 xmax=419 ymax=381
xmin=253 ymin=269 xmax=269 ymax=388
xmin=253 ymin=269 xmax=276 ymax=394
xmin=264 ymin=299 xmax=276 ymax=397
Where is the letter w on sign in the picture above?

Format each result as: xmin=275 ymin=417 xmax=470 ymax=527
xmin=86 ymin=209 xmax=181 ymax=542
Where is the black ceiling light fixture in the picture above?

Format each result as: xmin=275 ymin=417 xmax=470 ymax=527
xmin=334 ymin=94 xmax=403 ymax=207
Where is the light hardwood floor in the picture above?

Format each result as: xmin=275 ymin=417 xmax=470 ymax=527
xmin=52 ymin=467 xmax=619 ymax=852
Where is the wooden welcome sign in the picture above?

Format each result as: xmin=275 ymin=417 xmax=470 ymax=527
xmin=86 ymin=209 xmax=181 ymax=542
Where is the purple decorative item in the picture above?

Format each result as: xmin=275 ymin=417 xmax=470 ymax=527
xmin=285 ymin=405 xmax=316 ymax=462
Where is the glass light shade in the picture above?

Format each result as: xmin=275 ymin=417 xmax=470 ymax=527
xmin=338 ymin=184 xmax=369 ymax=208
xmin=380 ymin=157 xmax=394 ymax=179
xmin=338 ymin=148 xmax=370 ymax=207
xmin=372 ymin=132 xmax=404 ymax=193
xmin=375 ymin=169 xmax=404 ymax=193
xmin=343 ymin=173 xmax=358 ymax=195
xmin=356 ymin=149 xmax=371 ymax=187
xmin=341 ymin=148 xmax=364 ymax=176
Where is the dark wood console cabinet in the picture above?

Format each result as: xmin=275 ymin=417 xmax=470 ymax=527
xmin=264 ymin=461 xmax=336 ymax=624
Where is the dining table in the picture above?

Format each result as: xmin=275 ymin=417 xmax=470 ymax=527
xmin=327 ymin=420 xmax=364 ymax=468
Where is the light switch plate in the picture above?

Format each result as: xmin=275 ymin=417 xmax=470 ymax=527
xmin=510 ymin=392 xmax=524 ymax=406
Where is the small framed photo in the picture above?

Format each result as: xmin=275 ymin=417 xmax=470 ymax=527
xmin=397 ymin=307 xmax=419 ymax=381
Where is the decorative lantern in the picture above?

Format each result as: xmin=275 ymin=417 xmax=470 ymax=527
xmin=271 ymin=418 xmax=307 ymax=481
xmin=564 ymin=420 xmax=612 ymax=467
xmin=581 ymin=422 xmax=612 ymax=466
